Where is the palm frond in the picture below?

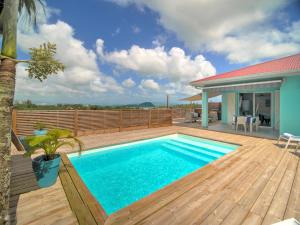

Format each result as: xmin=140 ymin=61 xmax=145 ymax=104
xmin=24 ymin=128 xmax=83 ymax=160
xmin=54 ymin=141 xmax=74 ymax=152
xmin=0 ymin=0 xmax=45 ymax=34
xmin=18 ymin=0 xmax=45 ymax=25
xmin=48 ymin=128 xmax=72 ymax=139
xmin=72 ymin=137 xmax=84 ymax=155
xmin=26 ymin=135 xmax=49 ymax=148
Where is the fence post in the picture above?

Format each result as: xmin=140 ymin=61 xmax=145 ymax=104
xmin=169 ymin=109 xmax=173 ymax=125
xmin=148 ymin=110 xmax=151 ymax=128
xmin=12 ymin=109 xmax=17 ymax=134
xmin=119 ymin=110 xmax=123 ymax=132
xmin=74 ymin=110 xmax=78 ymax=136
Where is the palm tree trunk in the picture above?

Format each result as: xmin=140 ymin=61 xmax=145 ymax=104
xmin=0 ymin=0 xmax=18 ymax=224
xmin=0 ymin=59 xmax=16 ymax=225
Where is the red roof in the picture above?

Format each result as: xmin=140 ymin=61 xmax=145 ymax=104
xmin=192 ymin=53 xmax=300 ymax=84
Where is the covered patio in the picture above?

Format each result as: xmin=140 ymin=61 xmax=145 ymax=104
xmin=178 ymin=89 xmax=279 ymax=139
xmin=190 ymin=54 xmax=300 ymax=139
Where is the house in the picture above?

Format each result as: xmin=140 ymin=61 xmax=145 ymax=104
xmin=190 ymin=53 xmax=300 ymax=137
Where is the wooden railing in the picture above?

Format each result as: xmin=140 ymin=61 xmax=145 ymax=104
xmin=12 ymin=109 xmax=172 ymax=136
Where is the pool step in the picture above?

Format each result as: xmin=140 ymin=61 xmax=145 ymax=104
xmin=165 ymin=140 xmax=224 ymax=158
xmin=171 ymin=138 xmax=232 ymax=155
xmin=161 ymin=143 xmax=215 ymax=163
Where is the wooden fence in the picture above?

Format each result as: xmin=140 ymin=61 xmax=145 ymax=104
xmin=12 ymin=109 xmax=172 ymax=136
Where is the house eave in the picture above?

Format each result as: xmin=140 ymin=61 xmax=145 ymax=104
xmin=190 ymin=70 xmax=300 ymax=88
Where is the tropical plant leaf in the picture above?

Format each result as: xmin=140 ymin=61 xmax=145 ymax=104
xmin=24 ymin=128 xmax=83 ymax=160
xmin=26 ymin=42 xmax=65 ymax=81
xmin=54 ymin=141 xmax=75 ymax=152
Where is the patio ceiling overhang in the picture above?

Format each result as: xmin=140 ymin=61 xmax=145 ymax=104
xmin=190 ymin=69 xmax=300 ymax=87
xmin=199 ymin=79 xmax=283 ymax=92
xmin=179 ymin=92 xmax=221 ymax=101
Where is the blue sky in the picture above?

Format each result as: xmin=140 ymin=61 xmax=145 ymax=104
xmin=15 ymin=0 xmax=300 ymax=105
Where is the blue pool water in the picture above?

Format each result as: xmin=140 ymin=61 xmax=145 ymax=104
xmin=68 ymin=134 xmax=238 ymax=215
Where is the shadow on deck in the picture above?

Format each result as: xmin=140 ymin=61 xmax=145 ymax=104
xmin=9 ymin=154 xmax=40 ymax=225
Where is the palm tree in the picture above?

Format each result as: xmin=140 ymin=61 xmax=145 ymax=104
xmin=0 ymin=1 xmax=63 ymax=224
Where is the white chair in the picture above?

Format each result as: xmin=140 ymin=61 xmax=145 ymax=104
xmin=272 ymin=218 xmax=300 ymax=225
xmin=236 ymin=116 xmax=247 ymax=134
xmin=249 ymin=116 xmax=260 ymax=133
xmin=277 ymin=133 xmax=300 ymax=150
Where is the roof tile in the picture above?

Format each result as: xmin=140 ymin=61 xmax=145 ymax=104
xmin=192 ymin=53 xmax=300 ymax=84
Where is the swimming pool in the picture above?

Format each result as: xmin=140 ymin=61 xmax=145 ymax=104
xmin=68 ymin=134 xmax=238 ymax=215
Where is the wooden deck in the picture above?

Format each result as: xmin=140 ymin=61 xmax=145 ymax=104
xmin=10 ymin=126 xmax=300 ymax=225
xmin=9 ymin=145 xmax=78 ymax=225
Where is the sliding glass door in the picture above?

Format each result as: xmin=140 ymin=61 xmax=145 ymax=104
xmin=255 ymin=93 xmax=271 ymax=127
xmin=239 ymin=92 xmax=272 ymax=127
xmin=239 ymin=93 xmax=253 ymax=116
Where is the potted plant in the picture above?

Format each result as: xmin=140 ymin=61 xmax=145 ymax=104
xmin=25 ymin=129 xmax=83 ymax=188
xmin=33 ymin=122 xmax=48 ymax=136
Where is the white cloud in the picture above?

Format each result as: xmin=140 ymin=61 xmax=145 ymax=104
xmin=164 ymin=82 xmax=199 ymax=96
xmin=112 ymin=27 xmax=121 ymax=36
xmin=139 ymin=79 xmax=160 ymax=91
xmin=132 ymin=25 xmax=141 ymax=34
xmin=108 ymin=0 xmax=300 ymax=63
xmin=152 ymin=35 xmax=168 ymax=47
xmin=122 ymin=78 xmax=136 ymax=88
xmin=16 ymin=20 xmax=123 ymax=103
xmin=96 ymin=38 xmax=216 ymax=82
xmin=211 ymin=21 xmax=300 ymax=63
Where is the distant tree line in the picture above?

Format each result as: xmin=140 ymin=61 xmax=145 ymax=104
xmin=13 ymin=100 xmax=197 ymax=110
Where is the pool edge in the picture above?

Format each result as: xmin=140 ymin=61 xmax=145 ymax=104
xmin=59 ymin=153 xmax=108 ymax=225
xmin=59 ymin=131 xmax=244 ymax=225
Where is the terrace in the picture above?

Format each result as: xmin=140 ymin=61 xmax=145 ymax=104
xmin=9 ymin=113 xmax=300 ymax=225
xmin=174 ymin=119 xmax=279 ymax=139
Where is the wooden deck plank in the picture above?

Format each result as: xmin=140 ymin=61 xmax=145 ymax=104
xmin=59 ymin=162 xmax=98 ymax=225
xmin=9 ymin=126 xmax=300 ymax=225
xmin=111 ymin=145 xmax=255 ymax=225
xmin=249 ymin=151 xmax=293 ymax=220
xmin=139 ymin=141 xmax=273 ymax=225
xmin=198 ymin=145 xmax=282 ymax=225
xmin=60 ymin=154 xmax=107 ymax=224
xmin=182 ymin=145 xmax=279 ymax=225
xmin=9 ymin=145 xmax=78 ymax=225
xmin=261 ymin=153 xmax=299 ymax=224
xmin=219 ymin=148 xmax=289 ymax=225
xmin=284 ymin=154 xmax=300 ymax=220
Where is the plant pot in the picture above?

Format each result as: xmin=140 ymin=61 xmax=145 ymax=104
xmin=32 ymin=154 xmax=61 ymax=188
xmin=33 ymin=129 xmax=48 ymax=136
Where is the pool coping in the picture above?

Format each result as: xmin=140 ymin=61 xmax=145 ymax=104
xmin=59 ymin=131 xmax=244 ymax=225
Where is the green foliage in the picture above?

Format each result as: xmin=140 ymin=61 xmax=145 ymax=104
xmin=13 ymin=100 xmax=198 ymax=110
xmin=0 ymin=0 xmax=44 ymax=34
xmin=18 ymin=0 xmax=44 ymax=25
xmin=26 ymin=42 xmax=65 ymax=81
xmin=34 ymin=122 xmax=46 ymax=130
xmin=24 ymin=129 xmax=83 ymax=161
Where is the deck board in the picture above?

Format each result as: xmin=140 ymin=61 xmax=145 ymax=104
xmin=9 ymin=126 xmax=300 ymax=225
xmin=9 ymin=144 xmax=78 ymax=225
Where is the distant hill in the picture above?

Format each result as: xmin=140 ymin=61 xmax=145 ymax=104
xmin=138 ymin=102 xmax=155 ymax=108
xmin=14 ymin=100 xmax=157 ymax=110
xmin=124 ymin=102 xmax=155 ymax=108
